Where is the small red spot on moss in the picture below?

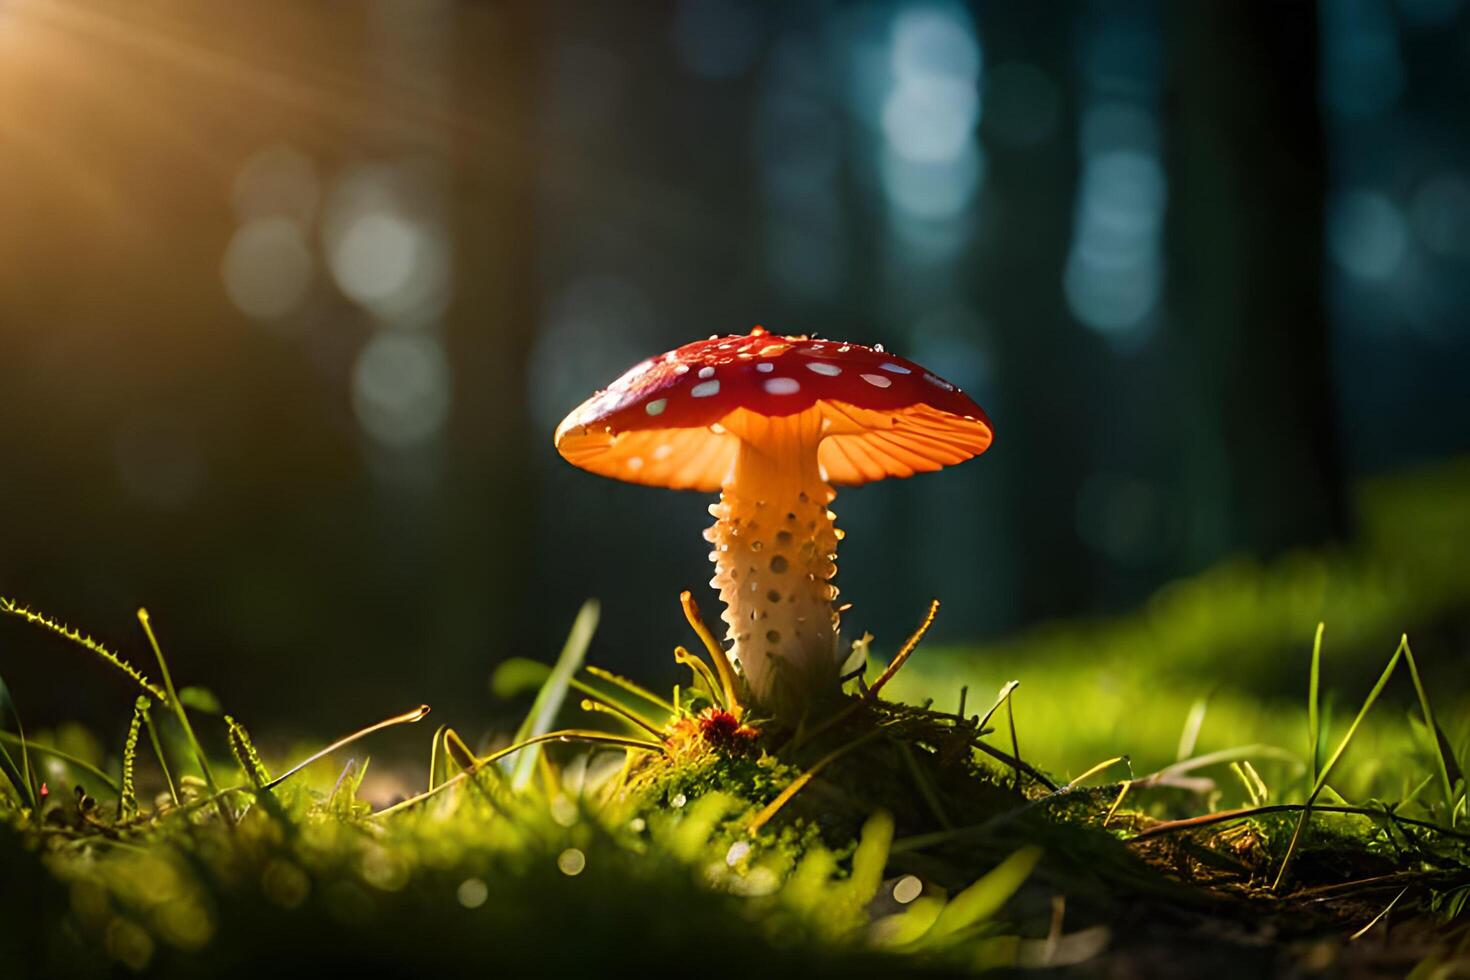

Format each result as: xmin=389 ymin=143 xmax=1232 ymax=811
xmin=697 ymin=707 xmax=759 ymax=749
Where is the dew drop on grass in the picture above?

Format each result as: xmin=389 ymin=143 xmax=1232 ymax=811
xmin=893 ymin=875 xmax=923 ymax=904
xmin=671 ymin=793 xmax=687 ymax=808
xmin=557 ymin=848 xmax=587 ymax=877
xmin=725 ymin=841 xmax=751 ymax=867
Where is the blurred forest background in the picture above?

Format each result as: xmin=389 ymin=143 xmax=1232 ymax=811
xmin=1 ymin=0 xmax=1468 ymax=734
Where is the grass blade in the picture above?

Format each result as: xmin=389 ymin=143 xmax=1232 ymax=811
xmin=426 ymin=724 xmax=448 ymax=791
xmin=897 ymin=741 xmax=954 ymax=830
xmin=584 ymin=665 xmax=677 ymax=715
xmin=0 ymin=672 xmax=36 ymax=809
xmin=0 ymin=731 xmax=120 ymax=796
xmin=844 ymin=810 xmax=895 ymax=908
xmin=507 ymin=600 xmax=599 ymax=792
xmin=1307 ymin=622 xmax=1324 ymax=783
xmin=1064 ymin=755 xmax=1130 ymax=791
xmin=925 ymin=846 xmax=1043 ymax=944
xmin=1274 ymin=634 xmax=1405 ymax=890
xmin=138 ymin=610 xmax=227 ymax=821
xmin=1401 ymin=637 xmax=1461 ymax=826
xmin=1349 ymin=885 xmax=1409 ymax=941
xmin=374 ymin=728 xmax=661 ymax=819
xmin=263 ymin=704 xmax=431 ymax=791
xmin=976 ymin=681 xmax=1019 ymax=735
xmin=1176 ymin=695 xmax=1210 ymax=762
xmin=141 ymin=700 xmax=180 ymax=806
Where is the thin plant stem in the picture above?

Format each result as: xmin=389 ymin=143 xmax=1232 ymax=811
xmin=143 ymin=703 xmax=179 ymax=807
xmin=1129 ymin=803 xmax=1470 ymax=844
xmin=747 ymin=725 xmax=892 ymax=836
xmin=680 ymin=591 xmax=741 ymax=714
xmin=584 ymin=665 xmax=677 ymax=715
xmin=1402 ymin=637 xmax=1459 ymax=827
xmin=373 ymin=729 xmax=662 ymax=820
xmin=138 ymin=609 xmax=229 ymax=825
xmin=263 ymin=704 xmax=431 ymax=791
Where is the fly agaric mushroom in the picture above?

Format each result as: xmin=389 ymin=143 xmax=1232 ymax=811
xmin=554 ymin=326 xmax=993 ymax=721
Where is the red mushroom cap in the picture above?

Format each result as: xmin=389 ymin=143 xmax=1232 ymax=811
xmin=554 ymin=326 xmax=994 ymax=491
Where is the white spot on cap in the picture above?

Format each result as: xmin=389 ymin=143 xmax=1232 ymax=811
xmin=881 ymin=362 xmax=911 ymax=374
xmin=923 ymin=372 xmax=955 ymax=391
xmin=764 ymin=377 xmax=800 ymax=395
xmin=698 ymin=366 xmax=716 ymax=379
xmin=860 ymin=373 xmax=892 ymax=388
xmin=626 ymin=456 xmax=644 ymax=472
xmin=805 ymin=362 xmax=842 ymax=377
xmin=674 ymin=364 xmax=690 ymax=375
xmin=756 ymin=362 xmax=774 ymax=373
xmin=653 ymin=443 xmax=674 ymax=460
xmin=646 ymin=398 xmax=668 ymax=416
xmin=873 ymin=343 xmax=886 ymax=352
xmin=691 ymin=380 xmax=720 ymax=398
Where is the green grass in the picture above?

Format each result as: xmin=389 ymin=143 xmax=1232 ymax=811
xmin=888 ymin=460 xmax=1470 ymax=799
xmin=2 ymin=460 xmax=1470 ymax=976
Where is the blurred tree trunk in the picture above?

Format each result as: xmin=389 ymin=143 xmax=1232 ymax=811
xmin=1164 ymin=0 xmax=1347 ymax=565
xmin=973 ymin=1 xmax=1098 ymax=623
xmin=438 ymin=1 xmax=540 ymax=707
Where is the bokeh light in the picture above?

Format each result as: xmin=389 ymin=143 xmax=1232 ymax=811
xmin=1064 ymin=149 xmax=1166 ymax=339
xmin=1064 ymin=11 xmax=1166 ymax=346
xmin=881 ymin=5 xmax=981 ymax=164
xmin=351 ymin=332 xmax=452 ymax=448
xmin=529 ymin=276 xmax=656 ymax=432
xmin=323 ymin=165 xmax=450 ymax=325
xmin=1328 ymin=189 xmax=1408 ymax=282
xmin=221 ymin=216 xmax=314 ymax=323
xmin=1410 ymin=173 xmax=1470 ymax=258
xmin=879 ymin=143 xmax=984 ymax=221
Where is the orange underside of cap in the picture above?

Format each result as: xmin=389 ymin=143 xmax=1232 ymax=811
xmin=555 ymin=401 xmax=993 ymax=492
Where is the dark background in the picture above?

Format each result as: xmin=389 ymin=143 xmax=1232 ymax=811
xmin=1 ymin=0 xmax=1467 ymax=734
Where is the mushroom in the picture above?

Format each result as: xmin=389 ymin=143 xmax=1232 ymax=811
xmin=554 ymin=326 xmax=993 ymax=721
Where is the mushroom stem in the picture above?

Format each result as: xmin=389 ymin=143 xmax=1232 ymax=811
xmin=705 ymin=412 xmax=841 ymax=720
